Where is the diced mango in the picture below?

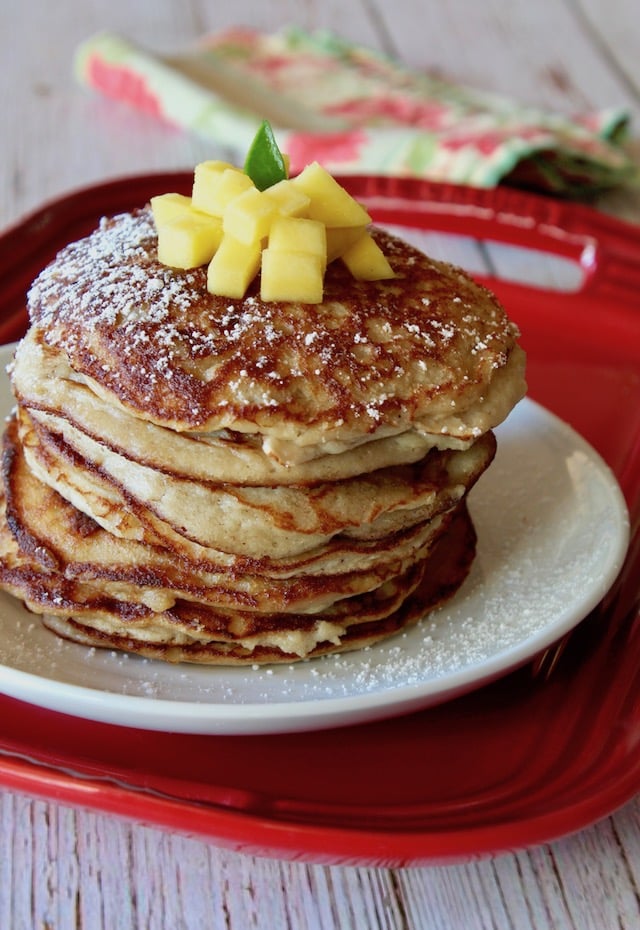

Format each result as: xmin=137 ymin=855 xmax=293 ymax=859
xmin=269 ymin=216 xmax=326 ymax=267
xmin=223 ymin=187 xmax=276 ymax=245
xmin=207 ymin=234 xmax=262 ymax=298
xmin=156 ymin=215 xmax=224 ymax=269
xmin=153 ymin=124 xmax=397 ymax=301
xmin=263 ymin=179 xmax=311 ymax=217
xmin=191 ymin=160 xmax=233 ymax=214
xmin=325 ymin=225 xmax=368 ymax=263
xmin=192 ymin=163 xmax=253 ymax=216
xmin=340 ymin=232 xmax=395 ymax=281
xmin=291 ymin=162 xmax=371 ymax=228
xmin=150 ymin=193 xmax=197 ymax=225
xmin=260 ymin=249 xmax=324 ymax=304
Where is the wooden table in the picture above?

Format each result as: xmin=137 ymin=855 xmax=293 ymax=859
xmin=1 ymin=1 xmax=639 ymax=927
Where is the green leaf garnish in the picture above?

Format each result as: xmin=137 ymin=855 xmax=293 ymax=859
xmin=244 ymin=120 xmax=287 ymax=191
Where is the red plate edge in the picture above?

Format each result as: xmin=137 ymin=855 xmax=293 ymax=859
xmin=0 ymin=174 xmax=638 ymax=866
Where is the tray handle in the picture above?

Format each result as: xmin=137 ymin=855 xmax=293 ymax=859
xmin=1 ymin=173 xmax=638 ymax=348
xmin=347 ymin=175 xmax=640 ymax=308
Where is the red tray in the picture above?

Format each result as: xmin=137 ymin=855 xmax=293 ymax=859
xmin=0 ymin=174 xmax=638 ymax=866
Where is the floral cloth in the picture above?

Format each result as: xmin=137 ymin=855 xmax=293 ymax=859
xmin=75 ymin=27 xmax=636 ymax=195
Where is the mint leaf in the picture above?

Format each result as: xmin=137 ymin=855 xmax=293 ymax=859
xmin=244 ymin=120 xmax=287 ymax=190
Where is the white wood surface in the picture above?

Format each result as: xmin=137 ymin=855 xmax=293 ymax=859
xmin=1 ymin=1 xmax=639 ymax=927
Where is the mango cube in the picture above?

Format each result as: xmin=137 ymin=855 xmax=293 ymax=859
xmin=150 ymin=193 xmax=197 ymax=224
xmin=192 ymin=163 xmax=253 ymax=216
xmin=263 ymin=179 xmax=311 ymax=217
xmin=191 ymin=160 xmax=233 ymax=213
xmin=341 ymin=232 xmax=395 ymax=281
xmin=207 ymin=234 xmax=262 ymax=298
xmin=153 ymin=129 xmax=396 ymax=300
xmin=223 ymin=187 xmax=276 ymax=245
xmin=156 ymin=214 xmax=224 ymax=269
xmin=260 ymin=249 xmax=324 ymax=304
xmin=291 ymin=162 xmax=371 ymax=227
xmin=269 ymin=216 xmax=326 ymax=267
xmin=325 ymin=225 xmax=368 ymax=263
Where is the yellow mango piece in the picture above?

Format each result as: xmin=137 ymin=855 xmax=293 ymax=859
xmin=156 ymin=215 xmax=224 ymax=269
xmin=192 ymin=163 xmax=253 ymax=216
xmin=150 ymin=193 xmax=196 ymax=225
xmin=269 ymin=216 xmax=326 ymax=267
xmin=263 ymin=178 xmax=310 ymax=217
xmin=341 ymin=232 xmax=395 ymax=281
xmin=223 ymin=187 xmax=276 ymax=245
xmin=207 ymin=234 xmax=262 ymax=298
xmin=325 ymin=225 xmax=368 ymax=263
xmin=191 ymin=160 xmax=233 ymax=214
xmin=291 ymin=162 xmax=371 ymax=227
xmin=260 ymin=249 xmax=324 ymax=304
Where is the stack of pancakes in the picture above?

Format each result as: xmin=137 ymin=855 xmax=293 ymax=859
xmin=0 ymin=209 xmax=526 ymax=664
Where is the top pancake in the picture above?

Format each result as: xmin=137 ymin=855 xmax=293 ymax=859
xmin=26 ymin=208 xmax=526 ymax=463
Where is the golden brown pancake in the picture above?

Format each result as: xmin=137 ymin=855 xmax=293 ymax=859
xmin=0 ymin=416 xmax=476 ymax=662
xmin=26 ymin=209 xmax=525 ymax=460
xmin=2 ymin=414 xmax=474 ymax=614
xmin=16 ymin=398 xmax=495 ymax=560
xmin=12 ymin=331 xmax=445 ymax=485
xmin=0 ymin=204 xmax=526 ymax=664
xmin=40 ymin=503 xmax=476 ymax=665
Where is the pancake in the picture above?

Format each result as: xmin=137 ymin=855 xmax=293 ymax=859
xmin=0 ymin=191 xmax=525 ymax=665
xmin=12 ymin=330 xmax=443 ymax=485
xmin=37 ymin=505 xmax=477 ymax=665
xmin=26 ymin=209 xmax=526 ymax=461
xmin=0 ymin=418 xmax=476 ymax=663
xmin=16 ymin=399 xmax=495 ymax=560
xmin=1 ymin=415 xmax=463 ymax=613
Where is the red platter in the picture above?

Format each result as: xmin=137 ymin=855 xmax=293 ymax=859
xmin=0 ymin=174 xmax=638 ymax=866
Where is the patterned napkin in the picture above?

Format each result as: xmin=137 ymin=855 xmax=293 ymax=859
xmin=74 ymin=27 xmax=636 ymax=195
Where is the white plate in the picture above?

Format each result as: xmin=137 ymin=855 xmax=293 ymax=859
xmin=0 ymin=344 xmax=630 ymax=734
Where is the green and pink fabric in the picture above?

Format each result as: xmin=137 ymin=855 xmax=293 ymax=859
xmin=75 ymin=27 xmax=635 ymax=195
